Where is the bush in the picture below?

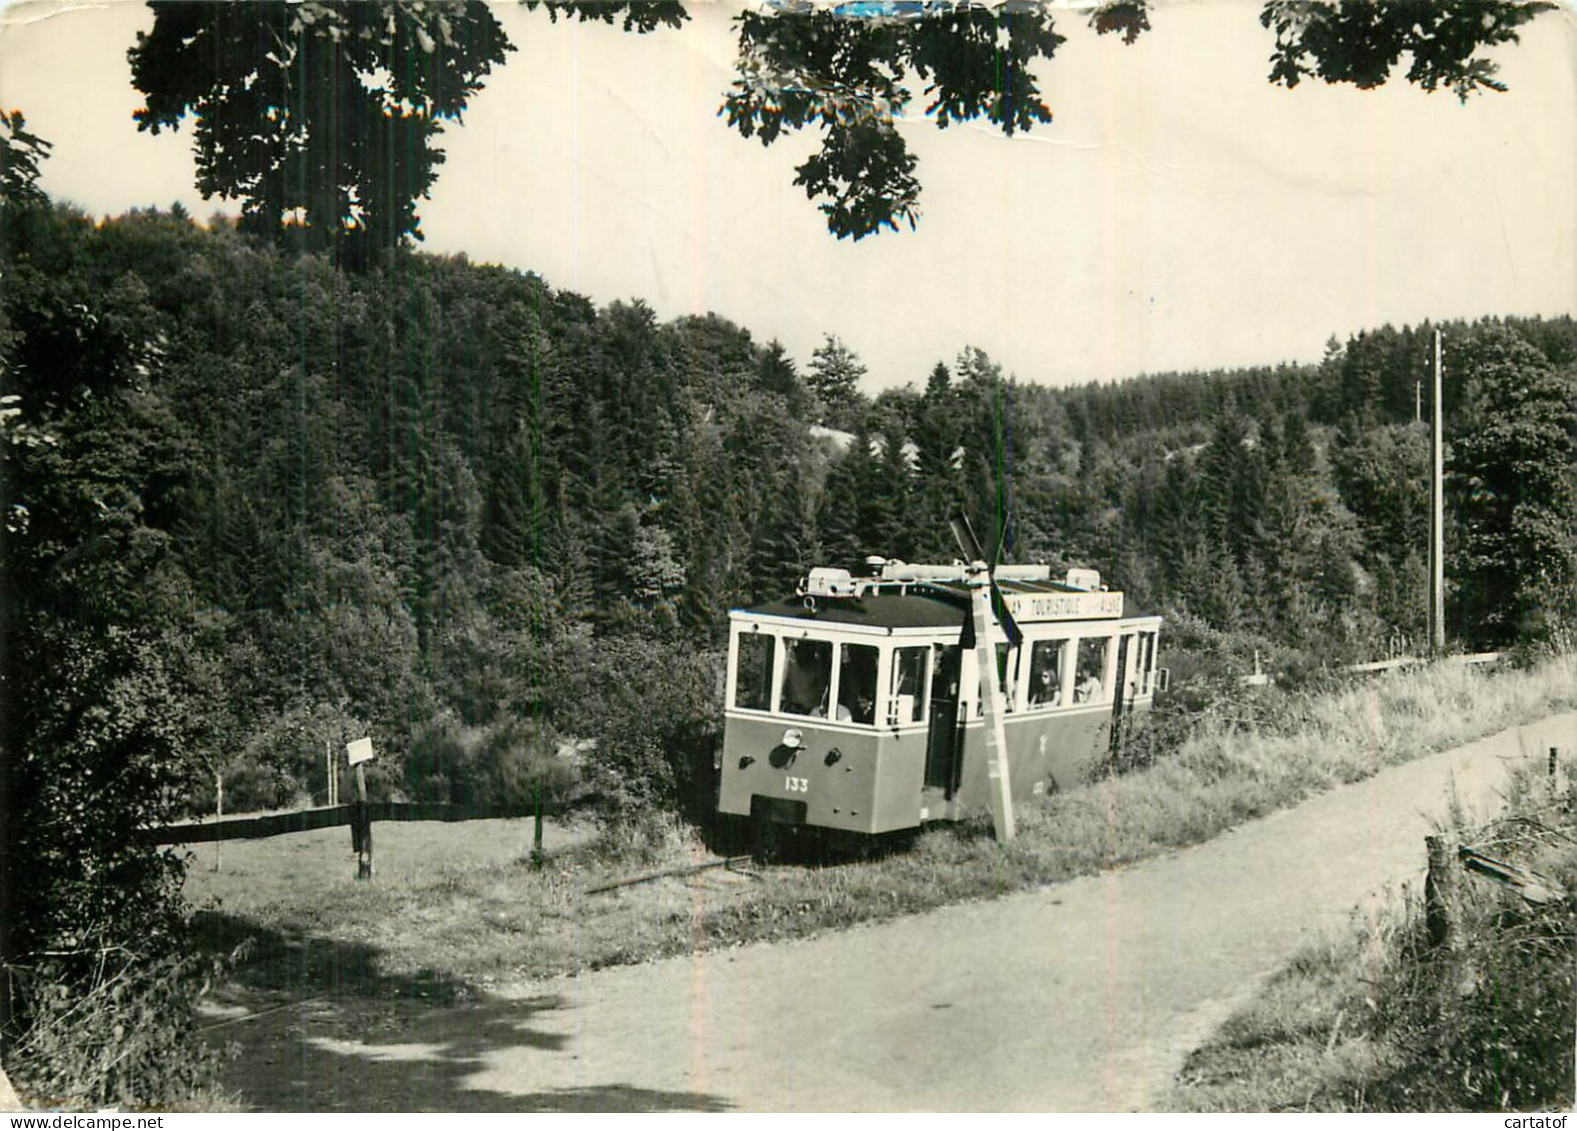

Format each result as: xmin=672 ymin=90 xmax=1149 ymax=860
xmin=220 ymin=703 xmax=375 ymax=812
xmin=7 ymin=947 xmax=223 ymax=1108
xmin=580 ymin=636 xmax=723 ymax=829
xmin=405 ymin=713 xmax=573 ymax=808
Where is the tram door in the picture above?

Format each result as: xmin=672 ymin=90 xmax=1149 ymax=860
xmin=1108 ymin=633 xmax=1133 ymax=755
xmin=925 ymin=645 xmax=963 ymax=794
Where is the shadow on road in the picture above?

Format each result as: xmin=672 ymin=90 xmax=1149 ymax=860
xmin=192 ymin=911 xmax=732 ymax=1112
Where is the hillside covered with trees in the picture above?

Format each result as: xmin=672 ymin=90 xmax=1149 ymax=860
xmin=7 ymin=194 xmax=1577 ymax=821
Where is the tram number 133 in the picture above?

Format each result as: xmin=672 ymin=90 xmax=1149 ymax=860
xmin=784 ymin=776 xmax=809 ymax=794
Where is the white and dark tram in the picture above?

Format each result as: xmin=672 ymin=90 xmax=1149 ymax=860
xmin=719 ymin=550 xmax=1164 ymax=843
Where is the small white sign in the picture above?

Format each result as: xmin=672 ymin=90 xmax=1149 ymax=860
xmin=346 ymin=737 xmax=375 ymax=766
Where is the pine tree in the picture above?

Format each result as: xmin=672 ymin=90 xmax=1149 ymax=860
xmin=806 ymin=334 xmax=868 ymax=430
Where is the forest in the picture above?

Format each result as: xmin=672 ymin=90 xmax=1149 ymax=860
xmin=6 ymin=191 xmax=1577 ymax=826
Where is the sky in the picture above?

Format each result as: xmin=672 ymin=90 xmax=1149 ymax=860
xmin=1 ymin=0 xmax=1574 ymax=392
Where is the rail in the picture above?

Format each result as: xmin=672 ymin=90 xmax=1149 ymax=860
xmin=583 ymin=855 xmax=756 ymax=895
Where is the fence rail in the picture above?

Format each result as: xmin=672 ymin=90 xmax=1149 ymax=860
xmin=1345 ymin=651 xmax=1504 ymax=675
xmin=143 ymin=800 xmax=568 ymax=846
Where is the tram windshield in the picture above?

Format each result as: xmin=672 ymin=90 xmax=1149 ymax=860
xmin=733 ymin=632 xmax=775 ymax=711
xmin=891 ymin=646 xmax=928 ymax=723
xmin=837 ymin=643 xmax=879 ymax=724
xmin=781 ymin=637 xmax=832 ymax=717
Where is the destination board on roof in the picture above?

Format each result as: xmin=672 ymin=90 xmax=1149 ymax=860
xmin=1005 ymin=590 xmax=1123 ymax=622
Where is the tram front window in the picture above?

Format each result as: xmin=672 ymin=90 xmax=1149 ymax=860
xmin=781 ymin=638 xmax=833 ymax=717
xmin=837 ymin=643 xmax=878 ymax=725
xmin=892 ymin=646 xmax=928 ymax=723
xmin=733 ymin=632 xmax=775 ymax=711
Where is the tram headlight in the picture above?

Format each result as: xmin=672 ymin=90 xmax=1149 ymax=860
xmin=824 ymin=747 xmax=842 ymax=766
xmin=781 ymin=728 xmax=803 ymax=750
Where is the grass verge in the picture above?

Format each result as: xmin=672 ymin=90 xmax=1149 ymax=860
xmin=187 ymin=655 xmax=1577 ymax=994
xmin=1170 ymin=755 xmax=1577 ymax=1112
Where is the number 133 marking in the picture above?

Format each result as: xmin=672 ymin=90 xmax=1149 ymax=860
xmin=784 ymin=776 xmax=809 ymax=793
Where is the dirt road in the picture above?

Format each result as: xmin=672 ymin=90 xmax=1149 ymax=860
xmin=217 ymin=713 xmax=1577 ymax=1112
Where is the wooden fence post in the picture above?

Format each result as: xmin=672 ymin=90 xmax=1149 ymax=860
xmin=531 ymin=782 xmax=545 ymax=868
xmin=1424 ymin=834 xmax=1457 ymax=950
xmin=354 ymin=763 xmax=373 ymax=881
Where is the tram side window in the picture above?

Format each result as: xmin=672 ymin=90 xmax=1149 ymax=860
xmin=997 ymin=643 xmax=1019 ymax=712
xmin=733 ymin=632 xmax=776 ymax=711
xmin=977 ymin=643 xmax=1019 ymax=716
xmin=1028 ymin=639 xmax=1065 ymax=707
xmin=837 ymin=643 xmax=879 ymax=725
xmin=1074 ymin=638 xmax=1109 ymax=703
xmin=781 ymin=638 xmax=833 ymax=717
xmin=891 ymin=646 xmax=929 ymax=724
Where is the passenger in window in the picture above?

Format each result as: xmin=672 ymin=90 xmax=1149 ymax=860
xmin=836 ymin=690 xmax=875 ymax=724
xmin=1030 ymin=663 xmax=1061 ymax=707
xmin=1075 ymin=666 xmax=1103 ymax=703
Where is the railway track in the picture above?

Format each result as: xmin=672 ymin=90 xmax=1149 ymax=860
xmin=582 ymin=854 xmax=759 ymax=895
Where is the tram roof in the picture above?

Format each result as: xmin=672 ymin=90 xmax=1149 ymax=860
xmin=741 ymin=590 xmax=967 ymax=630
xmin=740 ymin=576 xmax=1136 ymax=630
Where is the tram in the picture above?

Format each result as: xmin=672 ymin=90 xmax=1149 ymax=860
xmin=719 ymin=552 xmax=1163 ymax=843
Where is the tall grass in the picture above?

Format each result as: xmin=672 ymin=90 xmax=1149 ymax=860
xmin=1173 ymin=750 xmax=1577 ymax=1112
xmin=1016 ymin=655 xmax=1577 ymax=878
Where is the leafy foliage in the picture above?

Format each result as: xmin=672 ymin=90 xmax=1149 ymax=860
xmin=0 ymin=112 xmax=51 ymax=215
xmin=718 ymin=0 xmax=1554 ymax=237
xmin=722 ymin=3 xmax=1063 ymax=238
xmin=128 ymin=1 xmax=514 ymax=267
xmin=579 ymin=637 xmax=722 ymax=828
xmin=1 ymin=156 xmax=214 ymax=1102
xmin=121 ymin=0 xmax=1558 ymax=243
xmin=7 ymin=950 xmax=221 ymax=1108
xmin=6 ymin=173 xmax=1577 ymax=1094
xmin=1177 ymin=756 xmax=1577 ymax=1112
xmin=1261 ymin=0 xmax=1553 ymax=99
xmin=1450 ymin=326 xmax=1577 ymax=646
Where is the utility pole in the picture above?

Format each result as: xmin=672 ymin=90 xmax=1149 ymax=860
xmin=1428 ymin=330 xmax=1446 ymax=655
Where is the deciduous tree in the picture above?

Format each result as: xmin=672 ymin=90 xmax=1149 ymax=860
xmin=128 ymin=1 xmax=514 ymax=268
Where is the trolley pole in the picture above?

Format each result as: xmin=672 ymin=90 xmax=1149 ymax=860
xmin=1428 ymin=329 xmax=1445 ymax=655
xmin=969 ymin=575 xmax=1016 ymax=843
